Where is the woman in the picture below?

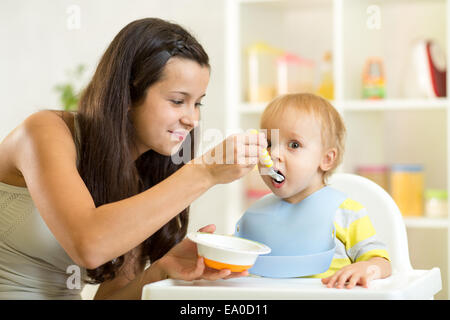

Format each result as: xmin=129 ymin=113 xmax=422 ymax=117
xmin=0 ymin=18 xmax=267 ymax=299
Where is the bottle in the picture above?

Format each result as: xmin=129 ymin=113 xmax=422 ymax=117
xmin=362 ymin=57 xmax=386 ymax=99
xmin=317 ymin=51 xmax=334 ymax=100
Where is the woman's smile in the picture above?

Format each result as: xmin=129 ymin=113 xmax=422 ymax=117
xmin=168 ymin=129 xmax=188 ymax=142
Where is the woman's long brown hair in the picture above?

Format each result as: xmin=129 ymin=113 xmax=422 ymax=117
xmin=76 ymin=18 xmax=209 ymax=283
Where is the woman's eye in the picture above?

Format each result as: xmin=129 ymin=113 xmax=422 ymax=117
xmin=289 ymin=141 xmax=300 ymax=149
xmin=171 ymin=99 xmax=204 ymax=108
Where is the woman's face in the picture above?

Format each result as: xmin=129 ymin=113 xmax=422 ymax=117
xmin=130 ymin=57 xmax=210 ymax=158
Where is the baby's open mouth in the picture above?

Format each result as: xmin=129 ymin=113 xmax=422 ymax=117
xmin=271 ymin=169 xmax=285 ymax=189
xmin=271 ymin=169 xmax=285 ymax=184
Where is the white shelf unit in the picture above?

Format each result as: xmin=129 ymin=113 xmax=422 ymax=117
xmin=225 ymin=0 xmax=449 ymax=299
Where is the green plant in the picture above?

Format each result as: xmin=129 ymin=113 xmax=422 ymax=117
xmin=54 ymin=64 xmax=86 ymax=111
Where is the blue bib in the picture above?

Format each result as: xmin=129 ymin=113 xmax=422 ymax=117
xmin=234 ymin=186 xmax=347 ymax=278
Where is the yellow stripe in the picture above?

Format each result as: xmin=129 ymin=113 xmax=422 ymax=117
xmin=339 ymin=198 xmax=364 ymax=212
xmin=334 ymin=216 xmax=376 ymax=251
xmin=306 ymin=252 xmax=390 ymax=279
xmin=334 ymin=222 xmax=347 ymax=245
xmin=348 ymin=215 xmax=376 ymax=248
xmin=306 ymin=258 xmax=352 ymax=279
xmin=355 ymin=249 xmax=390 ymax=262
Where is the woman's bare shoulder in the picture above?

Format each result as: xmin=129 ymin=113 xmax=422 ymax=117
xmin=21 ymin=110 xmax=75 ymax=136
xmin=1 ymin=110 xmax=78 ymax=184
xmin=15 ymin=110 xmax=76 ymax=156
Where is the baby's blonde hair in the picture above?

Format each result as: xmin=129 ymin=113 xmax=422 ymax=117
xmin=260 ymin=93 xmax=346 ymax=183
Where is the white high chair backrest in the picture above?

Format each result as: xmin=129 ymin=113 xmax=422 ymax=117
xmin=327 ymin=173 xmax=413 ymax=273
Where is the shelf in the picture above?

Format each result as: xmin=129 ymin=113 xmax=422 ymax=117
xmin=238 ymin=0 xmax=333 ymax=8
xmin=239 ymin=98 xmax=449 ymax=114
xmin=403 ymin=217 xmax=449 ymax=229
xmin=338 ymin=99 xmax=449 ymax=111
xmin=239 ymin=102 xmax=267 ymax=114
xmin=239 ymin=101 xmax=341 ymax=114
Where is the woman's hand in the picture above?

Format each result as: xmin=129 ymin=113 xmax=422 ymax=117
xmin=193 ymin=131 xmax=267 ymax=185
xmin=321 ymin=257 xmax=391 ymax=289
xmin=153 ymin=224 xmax=249 ymax=281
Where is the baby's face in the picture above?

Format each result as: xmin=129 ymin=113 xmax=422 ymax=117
xmin=260 ymin=107 xmax=328 ymax=203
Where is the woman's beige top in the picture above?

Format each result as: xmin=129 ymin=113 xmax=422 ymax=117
xmin=0 ymin=114 xmax=87 ymax=299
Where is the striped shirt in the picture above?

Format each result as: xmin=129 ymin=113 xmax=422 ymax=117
xmin=309 ymin=198 xmax=390 ymax=278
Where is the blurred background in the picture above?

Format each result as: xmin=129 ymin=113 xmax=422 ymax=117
xmin=0 ymin=0 xmax=448 ymax=299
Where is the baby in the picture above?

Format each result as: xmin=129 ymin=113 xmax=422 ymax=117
xmin=236 ymin=93 xmax=391 ymax=289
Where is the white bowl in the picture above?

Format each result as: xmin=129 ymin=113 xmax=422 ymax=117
xmin=187 ymin=232 xmax=271 ymax=272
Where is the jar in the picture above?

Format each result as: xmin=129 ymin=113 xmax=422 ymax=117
xmin=276 ymin=52 xmax=315 ymax=95
xmin=246 ymin=42 xmax=281 ymax=103
xmin=356 ymin=165 xmax=389 ymax=192
xmin=425 ymin=189 xmax=448 ymax=218
xmin=390 ymin=164 xmax=424 ymax=217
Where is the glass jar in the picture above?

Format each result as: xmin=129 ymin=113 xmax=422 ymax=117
xmin=356 ymin=165 xmax=389 ymax=192
xmin=276 ymin=52 xmax=315 ymax=95
xmin=390 ymin=164 xmax=424 ymax=217
xmin=425 ymin=189 xmax=448 ymax=218
xmin=246 ymin=42 xmax=281 ymax=103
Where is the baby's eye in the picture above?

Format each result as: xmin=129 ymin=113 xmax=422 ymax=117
xmin=288 ymin=141 xmax=300 ymax=149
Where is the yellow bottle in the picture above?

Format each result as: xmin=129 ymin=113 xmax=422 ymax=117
xmin=317 ymin=51 xmax=334 ymax=100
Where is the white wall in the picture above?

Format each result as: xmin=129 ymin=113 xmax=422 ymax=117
xmin=0 ymin=0 xmax=230 ymax=234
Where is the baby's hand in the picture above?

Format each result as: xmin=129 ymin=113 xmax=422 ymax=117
xmin=321 ymin=260 xmax=382 ymax=289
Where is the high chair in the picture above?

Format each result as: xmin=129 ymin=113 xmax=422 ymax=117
xmin=141 ymin=173 xmax=442 ymax=300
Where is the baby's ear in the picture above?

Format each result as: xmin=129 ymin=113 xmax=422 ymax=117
xmin=320 ymin=148 xmax=337 ymax=172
